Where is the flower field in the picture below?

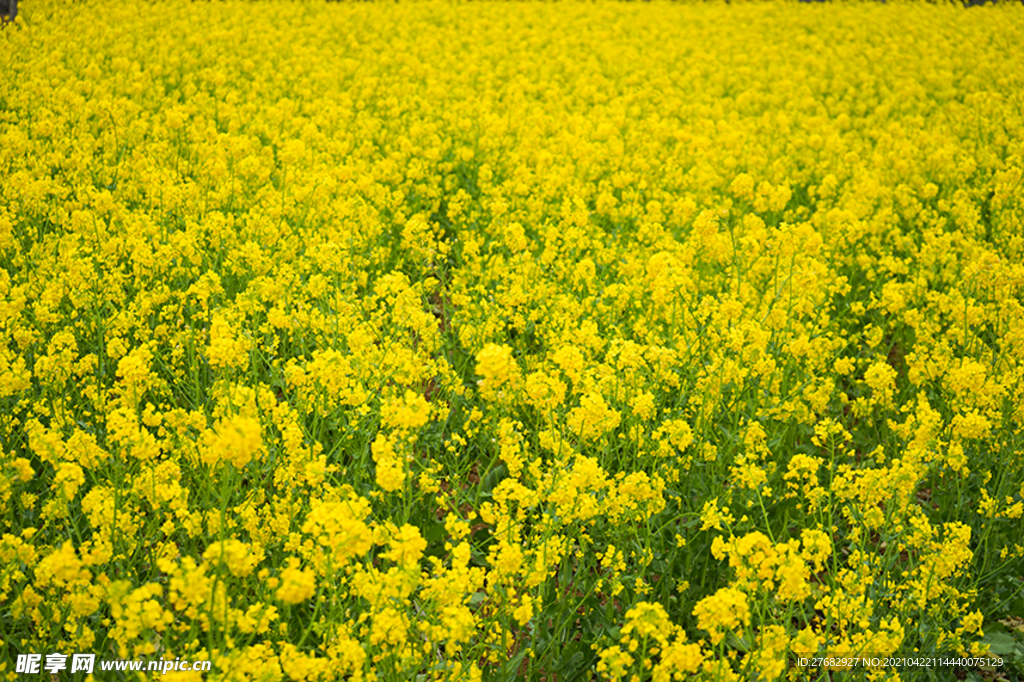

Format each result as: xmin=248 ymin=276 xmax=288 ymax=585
xmin=2 ymin=1 xmax=1024 ymax=680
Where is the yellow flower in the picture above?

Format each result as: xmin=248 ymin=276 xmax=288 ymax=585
xmin=567 ymin=391 xmax=621 ymax=441
xmin=700 ymin=498 xmax=734 ymax=532
xmin=302 ymin=495 xmax=374 ymax=564
xmin=202 ymin=538 xmax=262 ymax=578
xmin=749 ymin=625 xmax=789 ymax=681
xmin=596 ymin=645 xmax=634 ymax=680
xmin=621 ymin=601 xmax=672 ymax=643
xmin=513 ymin=594 xmax=536 ymax=626
xmin=693 ymin=587 xmax=749 ymax=646
xmin=275 ymin=558 xmax=316 ymax=604
xmin=957 ymin=610 xmax=984 ymax=636
xmin=657 ymin=418 xmax=694 ymax=452
xmin=206 ymin=313 xmax=249 ymax=371
xmin=371 ymin=432 xmax=405 ymax=493
xmin=951 ymin=409 xmax=992 ymax=440
xmin=200 ymin=415 xmax=262 ymax=469
xmin=476 ymin=343 xmax=519 ymax=399
xmin=382 ymin=524 xmax=427 ymax=568
xmin=864 ymin=361 xmax=897 ymax=409
xmin=382 ymin=390 xmax=432 ymax=432
xmin=52 ymin=461 xmax=85 ymax=502
xmin=35 ymin=542 xmax=91 ymax=589
xmin=525 ymin=370 xmax=567 ymax=412
xmin=800 ymin=529 xmax=833 ymax=572
xmin=115 ymin=344 xmax=153 ymax=405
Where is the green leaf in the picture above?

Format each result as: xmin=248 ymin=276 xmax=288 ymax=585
xmin=980 ymin=630 xmax=1017 ymax=656
xmin=480 ymin=463 xmax=508 ymax=494
xmin=725 ymin=630 xmax=752 ymax=653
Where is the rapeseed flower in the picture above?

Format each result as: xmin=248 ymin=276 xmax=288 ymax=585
xmin=200 ymin=415 xmax=262 ymax=469
xmin=275 ymin=559 xmax=316 ymax=605
xmin=476 ymin=343 xmax=519 ymax=400
xmin=3 ymin=1 xmax=1023 ymax=678
xmin=693 ymin=587 xmax=750 ymax=646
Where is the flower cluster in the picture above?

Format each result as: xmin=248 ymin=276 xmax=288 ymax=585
xmin=2 ymin=1 xmax=1023 ymax=681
